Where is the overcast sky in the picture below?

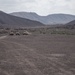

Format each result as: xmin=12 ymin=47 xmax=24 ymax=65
xmin=0 ymin=0 xmax=75 ymax=16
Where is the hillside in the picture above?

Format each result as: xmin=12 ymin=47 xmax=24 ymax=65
xmin=10 ymin=12 xmax=75 ymax=25
xmin=0 ymin=11 xmax=44 ymax=28
xmin=65 ymin=20 xmax=75 ymax=29
xmin=67 ymin=20 xmax=75 ymax=25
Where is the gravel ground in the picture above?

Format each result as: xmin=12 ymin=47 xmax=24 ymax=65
xmin=0 ymin=34 xmax=75 ymax=75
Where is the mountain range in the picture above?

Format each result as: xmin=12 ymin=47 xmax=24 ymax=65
xmin=0 ymin=10 xmax=75 ymax=28
xmin=0 ymin=11 xmax=44 ymax=28
xmin=10 ymin=12 xmax=75 ymax=25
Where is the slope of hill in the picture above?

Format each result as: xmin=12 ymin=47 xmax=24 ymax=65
xmin=10 ymin=12 xmax=75 ymax=25
xmin=67 ymin=20 xmax=75 ymax=25
xmin=0 ymin=11 xmax=44 ymax=28
xmin=65 ymin=20 xmax=75 ymax=29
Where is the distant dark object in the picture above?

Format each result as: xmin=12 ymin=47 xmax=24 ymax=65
xmin=16 ymin=32 xmax=20 ymax=35
xmin=9 ymin=32 xmax=14 ymax=35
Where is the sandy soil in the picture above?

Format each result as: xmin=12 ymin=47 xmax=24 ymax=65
xmin=0 ymin=34 xmax=75 ymax=75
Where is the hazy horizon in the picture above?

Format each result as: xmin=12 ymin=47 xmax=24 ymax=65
xmin=9 ymin=11 xmax=75 ymax=16
xmin=0 ymin=0 xmax=75 ymax=16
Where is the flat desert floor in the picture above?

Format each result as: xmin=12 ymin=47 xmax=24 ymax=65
xmin=0 ymin=34 xmax=75 ymax=75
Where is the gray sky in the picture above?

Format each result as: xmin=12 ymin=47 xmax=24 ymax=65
xmin=0 ymin=0 xmax=75 ymax=16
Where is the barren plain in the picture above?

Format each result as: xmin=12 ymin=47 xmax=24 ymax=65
xmin=0 ymin=31 xmax=75 ymax=75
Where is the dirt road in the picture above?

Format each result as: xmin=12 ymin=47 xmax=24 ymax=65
xmin=0 ymin=34 xmax=75 ymax=75
xmin=0 ymin=36 xmax=7 ymax=39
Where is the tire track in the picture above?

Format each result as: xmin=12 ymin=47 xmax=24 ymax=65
xmin=0 ymin=40 xmax=44 ymax=75
xmin=1 ymin=37 xmax=75 ymax=75
xmin=0 ymin=36 xmax=7 ymax=40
